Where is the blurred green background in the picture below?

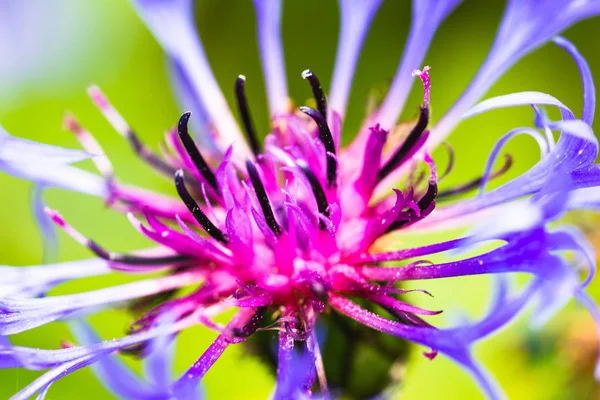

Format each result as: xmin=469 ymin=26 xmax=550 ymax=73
xmin=1 ymin=0 xmax=600 ymax=398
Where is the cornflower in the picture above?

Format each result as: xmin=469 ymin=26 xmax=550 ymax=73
xmin=2 ymin=1 xmax=600 ymax=399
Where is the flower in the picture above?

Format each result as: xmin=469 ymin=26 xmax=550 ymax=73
xmin=2 ymin=0 xmax=600 ymax=399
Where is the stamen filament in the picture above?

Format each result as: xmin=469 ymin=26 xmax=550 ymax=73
xmin=235 ymin=75 xmax=261 ymax=156
xmin=246 ymin=160 xmax=282 ymax=235
xmin=174 ymin=170 xmax=228 ymax=244
xmin=177 ymin=112 xmax=219 ymax=192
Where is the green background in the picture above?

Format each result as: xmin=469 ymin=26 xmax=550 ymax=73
xmin=1 ymin=0 xmax=600 ymax=398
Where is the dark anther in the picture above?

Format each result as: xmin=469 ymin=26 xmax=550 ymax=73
xmin=127 ymin=129 xmax=179 ymax=177
xmin=88 ymin=240 xmax=192 ymax=265
xmin=437 ymin=154 xmax=513 ymax=200
xmin=246 ymin=160 xmax=282 ymax=236
xmin=232 ymin=306 xmax=267 ymax=337
xmin=174 ymin=169 xmax=228 ymax=244
xmin=299 ymin=163 xmax=330 ymax=229
xmin=299 ymin=106 xmax=337 ymax=187
xmin=177 ymin=112 xmax=219 ymax=192
xmin=417 ymin=180 xmax=438 ymax=212
xmin=301 ymin=69 xmax=327 ymax=118
xmin=378 ymin=106 xmax=430 ymax=180
xmin=235 ymin=75 xmax=261 ymax=156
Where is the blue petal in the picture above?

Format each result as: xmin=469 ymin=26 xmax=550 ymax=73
xmin=329 ymin=0 xmax=384 ymax=119
xmin=0 ymin=258 xmax=111 ymax=299
xmin=553 ymin=36 xmax=595 ymax=125
xmin=11 ymin=353 xmax=99 ymax=400
xmin=432 ymin=0 xmax=600 ymax=148
xmin=0 ymin=159 xmax=108 ymax=197
xmin=0 ymin=126 xmax=93 ymax=165
xmin=0 ymin=126 xmax=107 ymax=197
xmin=1 ymin=316 xmax=184 ymax=370
xmin=143 ymin=315 xmax=176 ymax=390
xmin=69 ymin=321 xmax=169 ymax=400
xmin=168 ymin=58 xmax=211 ymax=143
xmin=31 ymin=184 xmax=58 ymax=264
xmin=0 ymin=271 xmax=203 ymax=335
xmin=131 ymin=0 xmax=249 ymax=157
xmin=253 ymin=0 xmax=288 ymax=117
xmin=376 ymin=0 xmax=464 ymax=128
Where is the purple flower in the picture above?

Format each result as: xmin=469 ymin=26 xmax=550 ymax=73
xmin=2 ymin=0 xmax=600 ymax=399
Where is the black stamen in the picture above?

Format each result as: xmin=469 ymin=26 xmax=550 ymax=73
xmin=378 ymin=106 xmax=430 ymax=180
xmin=177 ymin=112 xmax=219 ymax=192
xmin=417 ymin=180 xmax=438 ymax=212
xmin=174 ymin=169 xmax=228 ymax=244
xmin=127 ymin=129 xmax=179 ymax=177
xmin=301 ymin=69 xmax=327 ymax=118
xmin=299 ymin=106 xmax=337 ymax=187
xmin=246 ymin=160 xmax=281 ymax=236
xmin=235 ymin=75 xmax=261 ymax=156
xmin=88 ymin=240 xmax=192 ymax=265
xmin=299 ymin=163 xmax=330 ymax=229
xmin=232 ymin=306 xmax=267 ymax=337
xmin=437 ymin=154 xmax=513 ymax=200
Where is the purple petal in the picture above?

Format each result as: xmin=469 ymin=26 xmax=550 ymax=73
xmin=274 ymin=329 xmax=316 ymax=399
xmin=375 ymin=0 xmax=463 ymax=129
xmin=0 ymin=126 xmax=93 ymax=164
xmin=553 ymin=36 xmax=595 ymax=125
xmin=462 ymin=91 xmax=574 ymax=120
xmin=0 ymin=258 xmax=111 ymax=299
xmin=31 ymin=184 xmax=58 ymax=264
xmin=143 ymin=315 xmax=176 ymax=389
xmin=0 ymin=159 xmax=108 ymax=197
xmin=432 ymin=0 xmax=600 ymax=147
xmin=11 ymin=353 xmax=100 ymax=400
xmin=168 ymin=58 xmax=211 ymax=142
xmin=253 ymin=0 xmax=288 ymax=116
xmin=1 ymin=316 xmax=187 ymax=370
xmin=69 ymin=321 xmax=169 ymax=400
xmin=329 ymin=0 xmax=384 ymax=119
xmin=0 ymin=270 xmax=204 ymax=335
xmin=132 ymin=0 xmax=249 ymax=158
xmin=0 ymin=126 xmax=107 ymax=197
xmin=171 ymin=308 xmax=255 ymax=397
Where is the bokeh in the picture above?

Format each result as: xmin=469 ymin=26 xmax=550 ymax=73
xmin=1 ymin=0 xmax=599 ymax=398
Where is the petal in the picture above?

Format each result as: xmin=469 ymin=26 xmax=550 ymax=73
xmin=132 ymin=0 xmax=250 ymax=159
xmin=0 ymin=159 xmax=108 ymax=198
xmin=0 ymin=126 xmax=93 ymax=165
xmin=0 ymin=258 xmax=111 ymax=299
xmin=1 ymin=313 xmax=194 ymax=370
xmin=375 ymin=0 xmax=464 ymax=129
xmin=328 ymin=0 xmax=384 ymax=119
xmin=553 ymin=36 xmax=595 ymax=125
xmin=167 ymin=58 xmax=211 ymax=143
xmin=31 ymin=184 xmax=58 ymax=263
xmin=431 ymin=0 xmax=600 ymax=148
xmin=0 ymin=270 xmax=204 ymax=335
xmin=253 ymin=0 xmax=288 ymax=117
xmin=461 ymin=91 xmax=573 ymax=120
xmin=171 ymin=308 xmax=255 ymax=397
xmin=11 ymin=353 xmax=100 ymax=400
xmin=69 ymin=321 xmax=169 ymax=400
xmin=143 ymin=315 xmax=176 ymax=390
xmin=0 ymin=126 xmax=107 ymax=197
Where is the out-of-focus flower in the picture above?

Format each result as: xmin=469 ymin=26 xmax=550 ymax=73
xmin=2 ymin=0 xmax=600 ymax=399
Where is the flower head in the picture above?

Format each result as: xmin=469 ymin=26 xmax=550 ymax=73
xmin=2 ymin=1 xmax=600 ymax=399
